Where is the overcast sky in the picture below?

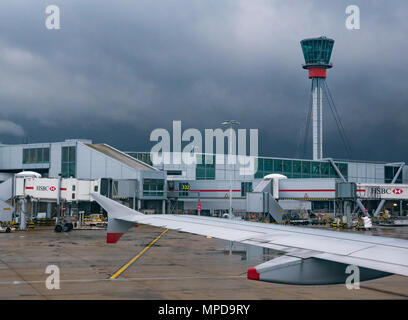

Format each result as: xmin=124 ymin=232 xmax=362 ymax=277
xmin=0 ymin=0 xmax=407 ymax=162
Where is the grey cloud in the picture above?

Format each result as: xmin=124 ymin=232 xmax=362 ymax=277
xmin=0 ymin=0 xmax=406 ymax=162
xmin=0 ymin=120 xmax=25 ymax=137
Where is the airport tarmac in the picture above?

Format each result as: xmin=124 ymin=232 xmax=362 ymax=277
xmin=0 ymin=224 xmax=408 ymax=300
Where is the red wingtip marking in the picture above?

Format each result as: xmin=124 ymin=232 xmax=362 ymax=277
xmin=107 ymin=233 xmax=124 ymax=244
xmin=247 ymin=268 xmax=260 ymax=280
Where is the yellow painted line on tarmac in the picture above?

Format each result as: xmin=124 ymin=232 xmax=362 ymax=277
xmin=109 ymin=228 xmax=169 ymax=280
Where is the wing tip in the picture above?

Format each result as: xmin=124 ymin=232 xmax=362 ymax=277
xmin=247 ymin=268 xmax=260 ymax=281
xmin=107 ymin=233 xmax=124 ymax=244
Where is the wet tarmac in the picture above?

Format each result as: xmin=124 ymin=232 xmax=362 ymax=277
xmin=0 ymin=224 xmax=407 ymax=300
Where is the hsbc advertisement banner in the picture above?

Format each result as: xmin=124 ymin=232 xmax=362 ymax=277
xmin=21 ymin=178 xmax=62 ymax=199
xmin=15 ymin=178 xmax=101 ymax=201
xmin=357 ymin=183 xmax=408 ymax=200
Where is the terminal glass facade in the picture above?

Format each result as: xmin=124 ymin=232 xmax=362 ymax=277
xmin=61 ymin=146 xmax=76 ymax=178
xmin=143 ymin=179 xmax=164 ymax=197
xmin=241 ymin=182 xmax=253 ymax=197
xmin=255 ymin=158 xmax=347 ymax=180
xmin=196 ymin=155 xmax=215 ymax=180
xmin=385 ymin=166 xmax=403 ymax=184
xmin=127 ymin=152 xmax=152 ymax=166
xmin=23 ymin=147 xmax=50 ymax=164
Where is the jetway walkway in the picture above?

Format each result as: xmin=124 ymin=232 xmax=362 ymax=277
xmin=246 ymin=179 xmax=284 ymax=223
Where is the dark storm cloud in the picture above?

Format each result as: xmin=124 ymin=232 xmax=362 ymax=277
xmin=0 ymin=0 xmax=406 ymax=161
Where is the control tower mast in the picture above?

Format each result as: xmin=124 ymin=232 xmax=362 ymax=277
xmin=300 ymin=36 xmax=334 ymax=160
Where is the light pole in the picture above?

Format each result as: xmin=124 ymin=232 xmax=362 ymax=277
xmin=222 ymin=120 xmax=240 ymax=255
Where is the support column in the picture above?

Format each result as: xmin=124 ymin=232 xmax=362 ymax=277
xmin=344 ymin=201 xmax=352 ymax=229
xmin=46 ymin=202 xmax=52 ymax=218
xmin=312 ymin=78 xmax=323 ymax=160
xmin=400 ymin=200 xmax=403 ymax=217
xmin=374 ymin=162 xmax=405 ymax=216
xmin=19 ymin=199 xmax=26 ymax=231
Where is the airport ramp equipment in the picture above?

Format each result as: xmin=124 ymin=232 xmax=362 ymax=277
xmin=0 ymin=199 xmax=13 ymax=222
xmin=246 ymin=179 xmax=283 ymax=223
xmin=0 ymin=179 xmax=15 ymax=221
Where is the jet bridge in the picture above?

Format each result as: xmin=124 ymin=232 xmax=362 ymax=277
xmin=246 ymin=174 xmax=311 ymax=223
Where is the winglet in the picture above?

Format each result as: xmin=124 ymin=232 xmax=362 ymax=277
xmin=107 ymin=233 xmax=124 ymax=244
xmin=247 ymin=268 xmax=260 ymax=280
xmin=91 ymin=193 xmax=141 ymax=244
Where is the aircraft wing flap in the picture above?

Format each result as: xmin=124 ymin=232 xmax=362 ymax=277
xmin=313 ymin=252 xmax=408 ymax=277
xmin=241 ymin=240 xmax=290 ymax=252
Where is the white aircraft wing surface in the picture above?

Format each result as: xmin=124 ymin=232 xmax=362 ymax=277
xmin=92 ymin=193 xmax=408 ymax=285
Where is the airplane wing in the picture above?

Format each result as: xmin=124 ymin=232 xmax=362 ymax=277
xmin=92 ymin=193 xmax=408 ymax=285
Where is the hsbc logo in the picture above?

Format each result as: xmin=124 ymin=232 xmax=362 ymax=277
xmin=36 ymin=186 xmax=57 ymax=191
xmin=393 ymin=188 xmax=403 ymax=195
xmin=367 ymin=186 xmax=405 ymax=198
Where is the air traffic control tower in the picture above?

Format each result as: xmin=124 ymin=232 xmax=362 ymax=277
xmin=300 ymin=36 xmax=334 ymax=160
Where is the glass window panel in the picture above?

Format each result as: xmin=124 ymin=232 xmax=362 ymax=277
xmin=336 ymin=163 xmax=348 ymax=179
xmin=257 ymin=158 xmax=263 ymax=173
xmin=301 ymin=161 xmax=310 ymax=176
xmin=62 ymin=147 xmax=69 ymax=162
xmin=283 ymin=160 xmax=292 ymax=173
xmin=312 ymin=162 xmax=321 ymax=175
xmin=196 ymin=168 xmax=206 ymax=180
xmin=41 ymin=148 xmax=46 ymax=162
xmin=69 ymin=147 xmax=76 ymax=163
xmin=38 ymin=148 xmax=43 ymax=162
xmin=329 ymin=165 xmax=337 ymax=177
xmin=206 ymin=167 xmax=215 ymax=179
xmin=61 ymin=163 xmax=69 ymax=178
xmin=28 ymin=149 xmax=35 ymax=163
xmin=274 ymin=159 xmax=283 ymax=172
xmin=23 ymin=149 xmax=28 ymax=163
xmin=321 ymin=162 xmax=329 ymax=176
xmin=241 ymin=182 xmax=253 ymax=196
xmin=254 ymin=170 xmax=264 ymax=179
xmin=69 ymin=162 xmax=76 ymax=177
xmin=34 ymin=149 xmax=39 ymax=162
xmin=293 ymin=161 xmax=301 ymax=174
xmin=264 ymin=159 xmax=273 ymax=171
xmin=43 ymin=148 xmax=50 ymax=162
xmin=205 ymin=155 xmax=215 ymax=166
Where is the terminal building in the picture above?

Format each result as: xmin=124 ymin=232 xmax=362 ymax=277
xmin=0 ymin=139 xmax=407 ymax=219
xmin=0 ymin=139 xmax=167 ymax=216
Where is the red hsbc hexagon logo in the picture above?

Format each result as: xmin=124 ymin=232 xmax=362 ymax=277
xmin=392 ymin=188 xmax=403 ymax=195
xmin=50 ymin=186 xmax=56 ymax=191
